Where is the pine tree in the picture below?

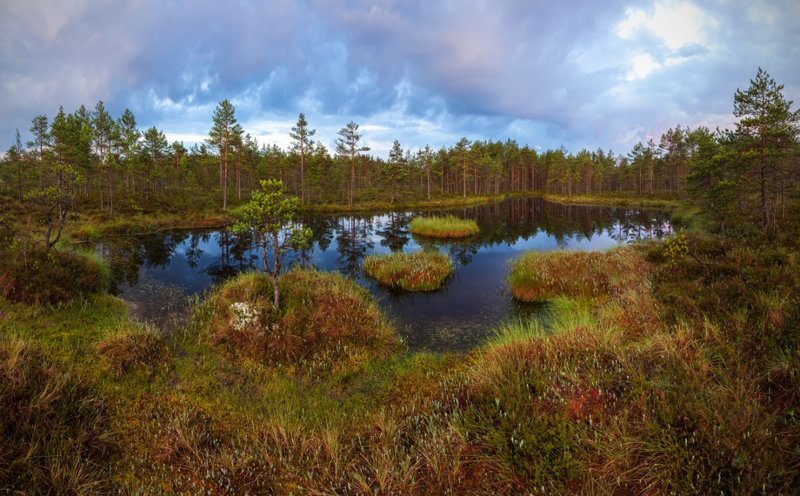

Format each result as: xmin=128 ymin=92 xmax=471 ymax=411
xmin=290 ymin=113 xmax=316 ymax=204
xmin=92 ymin=101 xmax=116 ymax=211
xmin=454 ymin=137 xmax=470 ymax=197
xmin=28 ymin=114 xmax=51 ymax=191
xmin=232 ymin=179 xmax=311 ymax=309
xmin=335 ymin=121 xmax=369 ymax=207
xmin=733 ymin=68 xmax=800 ymax=229
xmin=208 ymin=99 xmax=238 ymax=210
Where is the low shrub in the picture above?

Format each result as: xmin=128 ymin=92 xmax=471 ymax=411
xmin=96 ymin=324 xmax=168 ymax=377
xmin=364 ymin=251 xmax=453 ymax=291
xmin=0 ymin=246 xmax=110 ymax=304
xmin=508 ymin=248 xmax=650 ymax=302
xmin=0 ymin=337 xmax=115 ymax=493
xmin=409 ymin=215 xmax=479 ymax=238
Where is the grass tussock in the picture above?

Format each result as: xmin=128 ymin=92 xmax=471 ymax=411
xmin=0 ymin=337 xmax=115 ymax=494
xmin=0 ymin=246 xmax=110 ymax=304
xmin=202 ymin=268 xmax=401 ymax=369
xmin=508 ymin=248 xmax=650 ymax=302
xmin=364 ymin=251 xmax=453 ymax=291
xmin=96 ymin=324 xmax=168 ymax=377
xmin=409 ymin=215 xmax=479 ymax=238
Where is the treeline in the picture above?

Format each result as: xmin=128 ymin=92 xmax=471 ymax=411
xmin=1 ymin=68 xmax=798 ymax=229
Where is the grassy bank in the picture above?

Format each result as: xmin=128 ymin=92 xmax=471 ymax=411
xmin=299 ymin=193 xmax=513 ymax=214
xmin=364 ymin=251 xmax=453 ymax=291
xmin=542 ymin=192 xmax=682 ymax=209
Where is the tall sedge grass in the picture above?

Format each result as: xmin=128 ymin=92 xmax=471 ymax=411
xmin=409 ymin=215 xmax=479 ymax=238
xmin=363 ymin=251 xmax=453 ymax=291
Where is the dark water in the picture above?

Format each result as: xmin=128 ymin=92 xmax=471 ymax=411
xmin=101 ymin=197 xmax=673 ymax=351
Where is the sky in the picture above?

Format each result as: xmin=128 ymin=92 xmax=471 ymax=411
xmin=1 ymin=0 xmax=798 ymax=158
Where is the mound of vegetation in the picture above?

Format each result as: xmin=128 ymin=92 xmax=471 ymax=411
xmin=409 ymin=215 xmax=479 ymax=238
xmin=508 ymin=248 xmax=650 ymax=302
xmin=96 ymin=324 xmax=169 ymax=377
xmin=0 ymin=246 xmax=110 ymax=304
xmin=202 ymin=269 xmax=400 ymax=368
xmin=364 ymin=251 xmax=453 ymax=291
xmin=0 ymin=337 xmax=115 ymax=494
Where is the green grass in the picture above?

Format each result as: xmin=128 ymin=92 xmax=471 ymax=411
xmin=363 ymin=251 xmax=453 ymax=291
xmin=409 ymin=215 xmax=480 ymax=238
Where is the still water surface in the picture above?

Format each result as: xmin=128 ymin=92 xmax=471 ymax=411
xmin=102 ymin=197 xmax=673 ymax=351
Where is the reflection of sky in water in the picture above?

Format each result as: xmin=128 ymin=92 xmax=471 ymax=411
xmin=110 ymin=198 xmax=672 ymax=351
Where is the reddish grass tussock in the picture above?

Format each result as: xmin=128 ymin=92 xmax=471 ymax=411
xmin=363 ymin=251 xmax=453 ymax=291
xmin=508 ymin=248 xmax=651 ymax=302
xmin=204 ymin=269 xmax=400 ymax=366
xmin=0 ymin=247 xmax=110 ymax=304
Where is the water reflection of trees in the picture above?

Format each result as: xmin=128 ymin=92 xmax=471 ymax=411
xmin=102 ymin=232 xmax=187 ymax=290
xmin=429 ymin=198 xmax=673 ymax=255
xmin=102 ymin=198 xmax=673 ymax=292
xmin=202 ymin=230 xmax=258 ymax=284
xmin=102 ymin=229 xmax=259 ymax=291
xmin=335 ymin=216 xmax=375 ymax=275
xmin=376 ymin=212 xmax=411 ymax=252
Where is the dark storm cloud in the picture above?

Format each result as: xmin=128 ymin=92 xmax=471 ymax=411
xmin=0 ymin=0 xmax=797 ymax=156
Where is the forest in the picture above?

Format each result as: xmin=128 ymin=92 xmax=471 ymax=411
xmin=0 ymin=68 xmax=799 ymax=494
xmin=3 ymin=69 xmax=796 ymax=224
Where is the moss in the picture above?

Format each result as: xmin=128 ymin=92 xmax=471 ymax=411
xmin=364 ymin=251 xmax=453 ymax=291
xmin=409 ymin=215 xmax=480 ymax=238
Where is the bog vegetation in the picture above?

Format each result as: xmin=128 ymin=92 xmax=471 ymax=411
xmin=0 ymin=69 xmax=798 ymax=493
xmin=408 ymin=215 xmax=480 ymax=238
xmin=364 ymin=251 xmax=454 ymax=291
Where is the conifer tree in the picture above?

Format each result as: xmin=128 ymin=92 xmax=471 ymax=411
xmin=290 ymin=113 xmax=316 ymax=204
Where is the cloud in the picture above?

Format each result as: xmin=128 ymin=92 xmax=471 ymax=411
xmin=0 ymin=0 xmax=798 ymax=157
xmin=616 ymin=1 xmax=711 ymax=50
